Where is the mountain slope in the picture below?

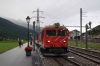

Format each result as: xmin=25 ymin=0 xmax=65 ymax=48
xmin=4 ymin=17 xmax=44 ymax=30
xmin=0 ymin=17 xmax=33 ymax=39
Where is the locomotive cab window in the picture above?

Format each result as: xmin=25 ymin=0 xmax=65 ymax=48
xmin=46 ymin=30 xmax=56 ymax=36
xmin=58 ymin=30 xmax=66 ymax=36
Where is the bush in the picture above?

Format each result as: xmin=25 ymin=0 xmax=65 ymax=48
xmin=0 ymin=37 xmax=3 ymax=41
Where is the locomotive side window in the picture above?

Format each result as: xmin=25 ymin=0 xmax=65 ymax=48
xmin=46 ymin=30 xmax=56 ymax=36
xmin=58 ymin=30 xmax=66 ymax=36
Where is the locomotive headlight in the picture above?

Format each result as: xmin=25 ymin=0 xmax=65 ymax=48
xmin=63 ymin=40 xmax=66 ymax=43
xmin=47 ymin=40 xmax=50 ymax=42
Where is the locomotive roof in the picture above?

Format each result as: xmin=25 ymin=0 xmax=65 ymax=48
xmin=44 ymin=25 xmax=66 ymax=28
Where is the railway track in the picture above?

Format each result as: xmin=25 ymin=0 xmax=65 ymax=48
xmin=69 ymin=48 xmax=100 ymax=60
xmin=33 ymin=46 xmax=100 ymax=66
xmin=69 ymin=49 xmax=100 ymax=65
xmin=69 ymin=46 xmax=100 ymax=57
xmin=41 ymin=55 xmax=83 ymax=66
xmin=53 ymin=57 xmax=82 ymax=66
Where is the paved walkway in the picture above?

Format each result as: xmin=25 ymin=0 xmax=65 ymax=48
xmin=0 ymin=43 xmax=33 ymax=66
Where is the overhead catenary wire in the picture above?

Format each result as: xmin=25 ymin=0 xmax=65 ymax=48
xmin=40 ymin=0 xmax=85 ymax=18
xmin=53 ymin=0 xmax=72 ymax=12
xmin=56 ymin=0 xmax=86 ymax=17
xmin=38 ymin=0 xmax=43 ymax=7
xmin=39 ymin=0 xmax=47 ymax=9
xmin=34 ymin=0 xmax=99 ymax=29
xmin=45 ymin=0 xmax=60 ymax=12
xmin=82 ymin=11 xmax=100 ymax=21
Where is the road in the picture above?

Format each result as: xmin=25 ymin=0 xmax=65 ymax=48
xmin=0 ymin=43 xmax=33 ymax=66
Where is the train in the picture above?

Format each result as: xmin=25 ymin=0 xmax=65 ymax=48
xmin=35 ymin=23 xmax=70 ymax=56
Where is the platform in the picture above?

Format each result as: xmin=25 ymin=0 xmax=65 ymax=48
xmin=0 ymin=43 xmax=33 ymax=66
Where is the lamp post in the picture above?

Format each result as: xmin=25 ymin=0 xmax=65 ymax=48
xmin=26 ymin=16 xmax=30 ymax=47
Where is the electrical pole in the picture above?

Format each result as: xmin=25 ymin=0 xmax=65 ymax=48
xmin=80 ymin=8 xmax=82 ymax=42
xmin=33 ymin=21 xmax=35 ymax=50
xmin=76 ymin=30 xmax=78 ymax=46
xmin=33 ymin=8 xmax=45 ymax=33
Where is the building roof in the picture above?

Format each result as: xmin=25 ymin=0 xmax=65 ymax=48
xmin=70 ymin=29 xmax=80 ymax=33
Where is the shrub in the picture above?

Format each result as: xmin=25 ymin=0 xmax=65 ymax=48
xmin=0 ymin=37 xmax=3 ymax=41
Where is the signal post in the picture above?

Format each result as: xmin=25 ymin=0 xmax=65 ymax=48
xmin=85 ymin=21 xmax=92 ymax=49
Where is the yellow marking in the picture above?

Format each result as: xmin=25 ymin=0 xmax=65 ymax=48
xmin=40 ymin=55 xmax=45 ymax=59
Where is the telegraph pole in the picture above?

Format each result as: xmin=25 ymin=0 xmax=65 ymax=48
xmin=80 ymin=8 xmax=82 ymax=42
xmin=33 ymin=8 xmax=45 ymax=33
xmin=33 ymin=21 xmax=35 ymax=50
xmin=76 ymin=30 xmax=78 ymax=46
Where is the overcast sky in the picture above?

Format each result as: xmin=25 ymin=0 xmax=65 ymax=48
xmin=0 ymin=0 xmax=100 ymax=32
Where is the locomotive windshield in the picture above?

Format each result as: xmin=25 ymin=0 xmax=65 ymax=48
xmin=46 ymin=30 xmax=56 ymax=36
xmin=58 ymin=30 xmax=66 ymax=36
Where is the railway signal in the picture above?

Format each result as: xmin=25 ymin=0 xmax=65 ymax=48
xmin=89 ymin=21 xmax=92 ymax=29
xmin=85 ymin=22 xmax=92 ymax=49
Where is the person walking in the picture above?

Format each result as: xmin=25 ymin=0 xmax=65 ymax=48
xmin=18 ymin=39 xmax=21 ymax=47
xmin=30 ymin=40 xmax=32 ymax=45
xmin=21 ymin=39 xmax=23 ymax=46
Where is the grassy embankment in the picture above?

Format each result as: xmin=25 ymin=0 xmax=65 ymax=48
xmin=68 ymin=41 xmax=100 ymax=51
xmin=0 ymin=40 xmax=27 ymax=54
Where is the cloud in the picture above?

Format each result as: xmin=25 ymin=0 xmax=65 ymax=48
xmin=0 ymin=0 xmax=100 ymax=32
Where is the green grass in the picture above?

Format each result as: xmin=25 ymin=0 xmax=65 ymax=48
xmin=68 ymin=41 xmax=100 ymax=51
xmin=0 ymin=41 xmax=19 ymax=54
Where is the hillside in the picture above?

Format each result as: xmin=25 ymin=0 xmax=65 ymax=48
xmin=0 ymin=17 xmax=33 ymax=39
xmin=92 ymin=25 xmax=100 ymax=35
xmin=82 ymin=25 xmax=100 ymax=37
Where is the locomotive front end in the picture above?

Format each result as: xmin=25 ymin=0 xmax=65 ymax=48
xmin=42 ymin=24 xmax=69 ymax=56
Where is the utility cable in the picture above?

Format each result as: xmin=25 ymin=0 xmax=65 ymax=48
xmin=39 ymin=0 xmax=46 ymax=9
xmin=56 ymin=0 xmax=86 ymax=17
xmin=46 ymin=0 xmax=60 ymax=12
xmin=53 ymin=0 xmax=72 ymax=12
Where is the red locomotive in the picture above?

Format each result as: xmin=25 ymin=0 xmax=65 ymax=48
xmin=36 ymin=23 xmax=70 ymax=56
